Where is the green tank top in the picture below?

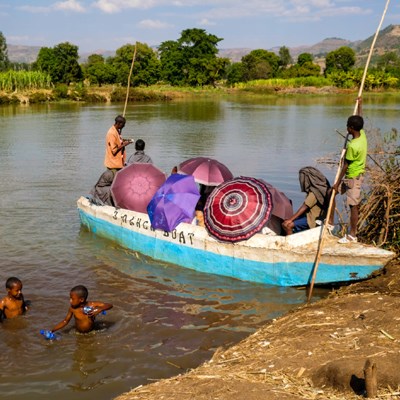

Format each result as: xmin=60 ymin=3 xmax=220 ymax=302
xmin=346 ymin=130 xmax=367 ymax=178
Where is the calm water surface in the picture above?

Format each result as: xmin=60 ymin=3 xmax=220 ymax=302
xmin=1 ymin=94 xmax=399 ymax=399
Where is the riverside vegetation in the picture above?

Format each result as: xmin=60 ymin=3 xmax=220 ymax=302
xmin=2 ymin=25 xmax=400 ymax=104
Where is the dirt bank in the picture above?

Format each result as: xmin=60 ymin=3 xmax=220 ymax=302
xmin=0 ymin=85 xmax=353 ymax=105
xmin=115 ymin=257 xmax=400 ymax=400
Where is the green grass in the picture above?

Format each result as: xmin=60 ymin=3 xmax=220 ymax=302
xmin=235 ymin=76 xmax=333 ymax=89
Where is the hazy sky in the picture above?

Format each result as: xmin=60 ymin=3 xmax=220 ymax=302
xmin=1 ymin=0 xmax=398 ymax=53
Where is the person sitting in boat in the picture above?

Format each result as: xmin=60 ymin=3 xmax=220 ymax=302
xmin=90 ymin=169 xmax=115 ymax=206
xmin=262 ymin=215 xmax=285 ymax=235
xmin=194 ymin=184 xmax=215 ymax=227
xmin=261 ymin=181 xmax=293 ymax=235
xmin=282 ymin=166 xmax=332 ymax=235
xmin=126 ymin=139 xmax=153 ymax=165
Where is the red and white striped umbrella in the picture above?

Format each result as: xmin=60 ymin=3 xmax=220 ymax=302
xmin=204 ymin=176 xmax=273 ymax=243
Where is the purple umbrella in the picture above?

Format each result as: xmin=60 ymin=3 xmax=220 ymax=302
xmin=111 ymin=163 xmax=166 ymax=213
xmin=147 ymin=174 xmax=200 ymax=232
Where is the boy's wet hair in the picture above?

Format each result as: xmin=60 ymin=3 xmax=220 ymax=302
xmin=135 ymin=139 xmax=145 ymax=151
xmin=6 ymin=277 xmax=22 ymax=289
xmin=347 ymin=115 xmax=364 ymax=131
xmin=71 ymin=285 xmax=88 ymax=300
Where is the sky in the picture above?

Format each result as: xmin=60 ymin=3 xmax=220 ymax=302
xmin=0 ymin=0 xmax=399 ymax=54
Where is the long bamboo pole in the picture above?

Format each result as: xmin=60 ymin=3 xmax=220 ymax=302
xmin=307 ymin=0 xmax=392 ymax=303
xmin=122 ymin=42 xmax=138 ymax=118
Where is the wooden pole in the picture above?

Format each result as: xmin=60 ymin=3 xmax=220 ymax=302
xmin=122 ymin=42 xmax=138 ymax=118
xmin=307 ymin=0 xmax=392 ymax=303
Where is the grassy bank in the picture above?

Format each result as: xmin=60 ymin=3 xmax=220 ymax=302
xmin=0 ymin=81 xmax=360 ymax=105
xmin=0 ymin=83 xmax=230 ymax=105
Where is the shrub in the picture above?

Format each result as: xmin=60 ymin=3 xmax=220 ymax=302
xmin=29 ymin=92 xmax=52 ymax=103
xmin=53 ymin=84 xmax=69 ymax=99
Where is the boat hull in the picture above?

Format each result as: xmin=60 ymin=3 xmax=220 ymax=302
xmin=77 ymin=197 xmax=395 ymax=287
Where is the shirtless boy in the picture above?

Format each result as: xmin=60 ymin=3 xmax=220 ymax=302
xmin=0 ymin=277 xmax=28 ymax=320
xmin=50 ymin=285 xmax=113 ymax=334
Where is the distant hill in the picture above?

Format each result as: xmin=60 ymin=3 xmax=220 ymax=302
xmin=6 ymin=45 xmax=116 ymax=64
xmin=8 ymin=45 xmax=42 ymax=63
xmin=217 ymin=48 xmax=253 ymax=62
xmin=219 ymin=25 xmax=400 ymax=64
xmin=7 ymin=24 xmax=400 ymax=64
xmin=352 ymin=24 xmax=400 ymax=66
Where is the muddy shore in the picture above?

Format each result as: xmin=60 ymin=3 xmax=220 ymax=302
xmin=115 ymin=257 xmax=400 ymax=400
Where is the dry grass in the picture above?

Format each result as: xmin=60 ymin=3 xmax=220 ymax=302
xmin=358 ymin=127 xmax=400 ymax=253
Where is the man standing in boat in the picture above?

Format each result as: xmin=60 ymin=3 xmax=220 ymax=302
xmin=333 ymin=99 xmax=367 ymax=244
xmin=104 ymin=115 xmax=133 ymax=172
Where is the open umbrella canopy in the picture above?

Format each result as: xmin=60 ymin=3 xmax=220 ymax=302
xmin=147 ymin=174 xmax=200 ymax=232
xmin=204 ymin=176 xmax=273 ymax=243
xmin=178 ymin=156 xmax=233 ymax=186
xmin=262 ymin=181 xmax=293 ymax=220
xmin=111 ymin=163 xmax=166 ymax=213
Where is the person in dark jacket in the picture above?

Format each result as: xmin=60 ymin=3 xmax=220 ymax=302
xmin=282 ymin=166 xmax=331 ymax=235
xmin=90 ymin=169 xmax=115 ymax=206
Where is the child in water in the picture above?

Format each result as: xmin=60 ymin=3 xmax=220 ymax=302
xmin=0 ymin=277 xmax=28 ymax=320
xmin=50 ymin=285 xmax=112 ymax=334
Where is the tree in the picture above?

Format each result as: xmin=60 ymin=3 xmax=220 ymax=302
xmin=34 ymin=47 xmax=57 ymax=78
xmin=241 ymin=49 xmax=280 ymax=81
xmin=325 ymin=46 xmax=355 ymax=75
xmin=297 ymin=53 xmax=313 ymax=66
xmin=279 ymin=46 xmax=293 ymax=69
xmin=159 ymin=28 xmax=226 ymax=86
xmin=132 ymin=42 xmax=161 ymax=86
xmin=226 ymin=62 xmax=244 ymax=85
xmin=281 ymin=62 xmax=321 ymax=78
xmin=108 ymin=42 xmax=161 ymax=86
xmin=84 ymin=54 xmax=116 ymax=86
xmin=0 ymin=31 xmax=10 ymax=71
xmin=281 ymin=53 xmax=321 ymax=78
xmin=158 ymin=40 xmax=185 ymax=85
xmin=377 ymin=52 xmax=400 ymax=71
xmin=34 ymin=42 xmax=82 ymax=84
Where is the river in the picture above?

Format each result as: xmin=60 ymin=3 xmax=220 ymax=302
xmin=0 ymin=93 xmax=399 ymax=399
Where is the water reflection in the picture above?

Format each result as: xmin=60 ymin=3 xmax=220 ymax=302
xmin=1 ymin=94 xmax=399 ymax=399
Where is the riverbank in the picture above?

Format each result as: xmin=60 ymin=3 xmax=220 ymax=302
xmin=115 ymin=257 xmax=400 ymax=400
xmin=0 ymin=84 xmax=355 ymax=105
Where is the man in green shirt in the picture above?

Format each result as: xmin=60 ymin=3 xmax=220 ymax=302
xmin=333 ymin=114 xmax=367 ymax=243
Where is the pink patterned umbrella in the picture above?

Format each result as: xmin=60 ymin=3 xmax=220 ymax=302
xmin=178 ymin=157 xmax=233 ymax=186
xmin=111 ymin=164 xmax=166 ymax=213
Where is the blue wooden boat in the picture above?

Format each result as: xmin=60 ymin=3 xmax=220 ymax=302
xmin=77 ymin=196 xmax=395 ymax=287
